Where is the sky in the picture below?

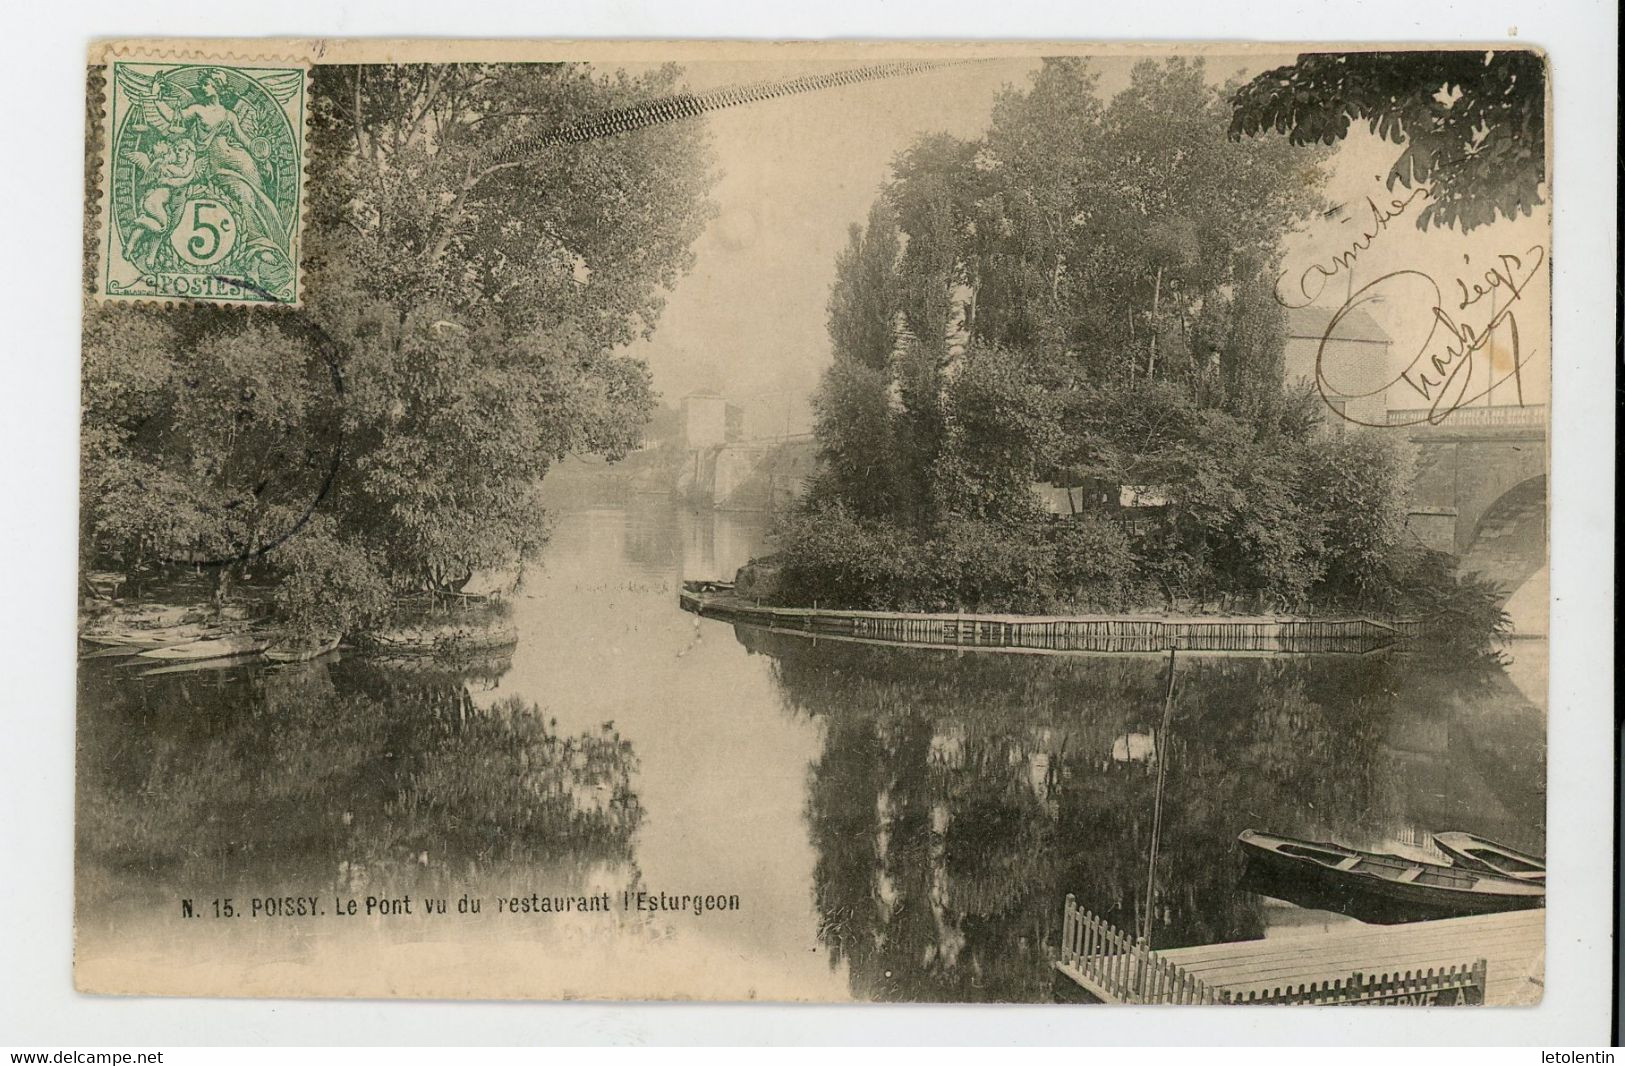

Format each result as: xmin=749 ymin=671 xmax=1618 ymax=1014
xmin=618 ymin=51 xmax=1550 ymax=438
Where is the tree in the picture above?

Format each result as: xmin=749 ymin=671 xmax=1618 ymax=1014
xmin=1297 ymin=431 xmax=1413 ymax=603
xmin=1092 ymin=60 xmax=1327 ymax=385
xmin=975 ymin=58 xmax=1109 ymax=358
xmin=827 ymin=199 xmax=902 ymax=374
xmin=80 ymin=311 xmax=345 ymax=589
xmin=82 ymin=62 xmax=717 ymax=613
xmin=887 ymin=133 xmax=985 ymax=523
xmin=811 ymin=360 xmax=903 ymax=519
xmin=1229 ymin=50 xmax=1547 ymax=231
xmin=812 ymin=201 xmax=907 ymax=518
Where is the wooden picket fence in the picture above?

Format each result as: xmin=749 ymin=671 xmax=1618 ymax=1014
xmin=1055 ymin=896 xmax=1487 ymax=1005
xmin=1056 ymin=896 xmax=1224 ymax=1004
xmin=1228 ymin=961 xmax=1487 ymax=1006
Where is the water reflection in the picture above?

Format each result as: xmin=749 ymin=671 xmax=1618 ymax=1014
xmin=76 ymin=498 xmax=1545 ymax=1003
xmin=739 ymin=626 xmax=1545 ymax=1002
xmin=77 ymin=651 xmax=641 ymax=933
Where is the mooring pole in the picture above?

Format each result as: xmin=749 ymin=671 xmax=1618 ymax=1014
xmin=1141 ymin=644 xmax=1178 ymax=945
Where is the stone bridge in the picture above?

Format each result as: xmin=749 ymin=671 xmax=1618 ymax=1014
xmin=676 ymin=433 xmax=818 ymax=512
xmin=1389 ymin=405 xmax=1547 ymax=616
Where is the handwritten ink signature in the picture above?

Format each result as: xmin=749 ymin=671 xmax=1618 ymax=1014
xmin=1276 ymin=187 xmax=1430 ymax=309
xmin=1315 ymin=245 xmax=1547 ymax=427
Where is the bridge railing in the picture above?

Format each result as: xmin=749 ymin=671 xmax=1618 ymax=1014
xmin=1386 ymin=405 xmax=1547 ymax=428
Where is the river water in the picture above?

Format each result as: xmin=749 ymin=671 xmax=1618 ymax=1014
xmin=76 ymin=495 xmax=1547 ymax=1002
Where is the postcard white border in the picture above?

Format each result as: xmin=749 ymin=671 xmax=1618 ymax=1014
xmin=1 ymin=0 xmax=1614 ymax=1047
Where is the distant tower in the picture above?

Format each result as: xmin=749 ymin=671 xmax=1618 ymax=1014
xmin=681 ymin=392 xmax=728 ymax=448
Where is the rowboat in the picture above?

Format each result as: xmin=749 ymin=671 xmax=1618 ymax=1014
xmin=82 ymin=632 xmax=168 ymax=648
xmin=1238 ymin=829 xmax=1544 ymax=916
xmin=264 ymin=634 xmax=342 ymax=662
xmin=136 ymin=635 xmax=269 ymax=662
xmin=139 ymin=654 xmax=267 ymax=677
xmin=81 ymin=625 xmax=215 ymax=649
xmin=81 ymin=639 xmax=206 ymax=661
xmin=1432 ymin=831 xmax=1546 ymax=883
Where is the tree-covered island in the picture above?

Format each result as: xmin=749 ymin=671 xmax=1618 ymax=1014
xmin=759 ymin=58 xmax=1507 ymax=639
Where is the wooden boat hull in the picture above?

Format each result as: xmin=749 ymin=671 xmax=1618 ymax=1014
xmin=1238 ymin=830 xmax=1543 ymax=917
xmin=1432 ymin=832 xmax=1546 ymax=882
xmin=1237 ymin=859 xmax=1449 ymax=925
xmin=139 ymin=653 xmax=267 ymax=677
xmin=81 ymin=633 xmax=157 ymax=648
xmin=82 ymin=627 xmax=212 ymax=648
xmin=137 ymin=636 xmax=268 ymax=662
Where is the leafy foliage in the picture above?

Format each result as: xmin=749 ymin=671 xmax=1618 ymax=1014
xmin=955 ymin=58 xmax=1328 ymax=385
xmin=827 ymin=199 xmax=902 ymax=374
xmin=1297 ymin=430 xmax=1414 ymax=601
xmin=782 ymin=58 xmax=1464 ymax=624
xmin=932 ymin=347 xmax=1058 ymax=525
xmin=771 ymin=502 xmax=918 ymax=611
xmin=83 ymin=62 xmax=717 ymax=627
xmin=772 ymin=505 xmax=1146 ymax=614
xmin=269 ymin=515 xmax=394 ymax=637
xmin=811 ymin=199 xmax=911 ymax=520
xmin=1229 ymin=50 xmax=1547 ymax=231
xmin=1389 ymin=549 xmax=1513 ymax=647
xmin=810 ymin=359 xmax=906 ymax=519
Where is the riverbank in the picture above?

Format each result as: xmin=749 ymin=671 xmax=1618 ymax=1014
xmin=79 ymin=587 xmax=518 ymax=671
xmin=680 ymin=585 xmax=1417 ymax=655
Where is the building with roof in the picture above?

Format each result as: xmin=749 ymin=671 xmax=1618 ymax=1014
xmin=1283 ymin=306 xmax=1393 ymax=429
xmin=680 ymin=391 xmax=744 ymax=449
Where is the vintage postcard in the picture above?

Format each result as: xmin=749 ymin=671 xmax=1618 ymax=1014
xmin=78 ymin=39 xmax=1550 ymax=1004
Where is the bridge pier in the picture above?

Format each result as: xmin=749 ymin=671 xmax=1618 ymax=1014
xmin=1391 ymin=407 xmax=1547 ymax=601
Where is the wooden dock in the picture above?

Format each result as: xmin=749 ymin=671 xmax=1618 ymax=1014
xmin=680 ymin=588 xmax=1413 ymax=656
xmin=1055 ymin=899 xmax=1542 ymax=1005
xmin=1157 ymin=909 xmax=1543 ymax=1005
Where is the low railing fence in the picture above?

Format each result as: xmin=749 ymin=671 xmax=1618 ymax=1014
xmin=1056 ymin=897 xmax=1223 ymax=1004
xmin=1055 ymin=896 xmax=1487 ymax=1006
xmin=681 ymin=589 xmax=1409 ymax=655
xmin=1230 ymin=962 xmax=1487 ymax=1006
xmin=1387 ymin=405 xmax=1547 ymax=428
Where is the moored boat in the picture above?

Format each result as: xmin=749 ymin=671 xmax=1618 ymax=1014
xmin=1238 ymin=829 xmax=1544 ymax=915
xmin=136 ymin=635 xmax=270 ymax=662
xmin=81 ymin=624 xmax=215 ymax=649
xmin=682 ymin=578 xmax=735 ymax=594
xmin=1432 ymin=831 xmax=1546 ymax=883
xmin=138 ymin=653 xmax=267 ymax=677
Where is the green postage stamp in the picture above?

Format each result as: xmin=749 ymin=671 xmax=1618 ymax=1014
xmin=95 ymin=48 xmax=308 ymax=305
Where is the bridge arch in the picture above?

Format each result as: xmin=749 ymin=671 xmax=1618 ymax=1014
xmin=1458 ymin=474 xmax=1547 ymax=601
xmin=1395 ymin=406 xmax=1547 ymax=566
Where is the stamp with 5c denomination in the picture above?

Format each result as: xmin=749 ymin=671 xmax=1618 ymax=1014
xmin=96 ymin=48 xmax=308 ymax=305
